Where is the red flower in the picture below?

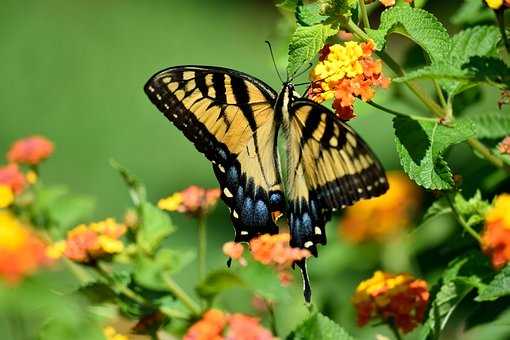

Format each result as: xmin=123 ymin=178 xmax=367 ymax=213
xmin=7 ymin=135 xmax=54 ymax=165
xmin=0 ymin=164 xmax=27 ymax=194
xmin=353 ymin=271 xmax=429 ymax=333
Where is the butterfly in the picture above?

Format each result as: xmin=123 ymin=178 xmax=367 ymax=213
xmin=144 ymin=65 xmax=389 ymax=302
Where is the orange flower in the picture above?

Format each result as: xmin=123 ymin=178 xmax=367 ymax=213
xmin=308 ymin=41 xmax=390 ymax=120
xmin=226 ymin=314 xmax=275 ymax=340
xmin=0 ymin=164 xmax=27 ymax=194
xmin=379 ymin=0 xmax=413 ymax=6
xmin=184 ymin=309 xmax=275 ymax=340
xmin=7 ymin=135 xmax=54 ymax=165
xmin=158 ymin=185 xmax=221 ymax=217
xmin=0 ymin=210 xmax=52 ymax=283
xmin=48 ymin=218 xmax=126 ymax=263
xmin=481 ymin=194 xmax=510 ymax=269
xmin=184 ymin=309 xmax=228 ymax=340
xmin=353 ymin=271 xmax=429 ymax=333
xmin=498 ymin=136 xmax=510 ymax=155
xmin=340 ymin=171 xmax=421 ymax=243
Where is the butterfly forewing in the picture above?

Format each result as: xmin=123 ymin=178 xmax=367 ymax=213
xmin=286 ymin=99 xmax=389 ymax=253
xmin=144 ymin=66 xmax=285 ymax=241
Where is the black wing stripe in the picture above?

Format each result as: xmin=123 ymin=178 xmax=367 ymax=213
xmin=212 ymin=73 xmax=227 ymax=103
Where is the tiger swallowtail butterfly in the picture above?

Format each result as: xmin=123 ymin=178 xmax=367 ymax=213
xmin=144 ymin=65 xmax=388 ymax=302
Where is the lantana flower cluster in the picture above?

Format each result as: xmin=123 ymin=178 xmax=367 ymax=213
xmin=48 ymin=218 xmax=126 ymax=263
xmin=485 ymin=0 xmax=510 ymax=10
xmin=224 ymin=233 xmax=311 ymax=286
xmin=498 ymin=136 xmax=510 ymax=155
xmin=352 ymin=271 xmax=429 ymax=333
xmin=158 ymin=185 xmax=221 ymax=217
xmin=481 ymin=194 xmax=510 ymax=269
xmin=0 ymin=135 xmax=52 ymax=208
xmin=340 ymin=171 xmax=421 ymax=243
xmin=0 ymin=210 xmax=52 ymax=283
xmin=184 ymin=309 xmax=275 ymax=340
xmin=308 ymin=40 xmax=390 ymax=120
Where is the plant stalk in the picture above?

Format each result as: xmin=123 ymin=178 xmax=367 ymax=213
xmin=163 ymin=274 xmax=202 ymax=316
xmin=495 ymin=9 xmax=510 ymax=55
xmin=198 ymin=216 xmax=207 ymax=281
xmin=358 ymin=0 xmax=370 ymax=29
xmin=467 ymin=138 xmax=510 ymax=172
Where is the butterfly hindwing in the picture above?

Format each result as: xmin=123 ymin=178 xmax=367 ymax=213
xmin=144 ymin=66 xmax=285 ymax=241
xmin=286 ymin=99 xmax=389 ymax=254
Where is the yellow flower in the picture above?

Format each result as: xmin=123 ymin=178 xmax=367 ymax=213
xmin=0 ymin=210 xmax=27 ymax=250
xmin=486 ymin=193 xmax=510 ymax=228
xmin=103 ymin=326 xmax=128 ymax=340
xmin=26 ymin=171 xmax=38 ymax=185
xmin=158 ymin=192 xmax=183 ymax=211
xmin=97 ymin=235 xmax=124 ymax=254
xmin=46 ymin=240 xmax=67 ymax=259
xmin=486 ymin=0 xmax=503 ymax=9
xmin=0 ymin=185 xmax=14 ymax=208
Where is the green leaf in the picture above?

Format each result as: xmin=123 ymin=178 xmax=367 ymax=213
xmin=476 ymin=265 xmax=510 ymax=302
xmin=296 ymin=1 xmax=327 ymax=26
xmin=196 ymin=269 xmax=245 ymax=299
xmin=137 ymin=202 xmax=176 ymax=254
xmin=77 ymin=281 xmax=117 ymax=304
xmin=462 ymin=56 xmax=510 ymax=89
xmin=366 ymin=6 xmax=450 ymax=63
xmin=134 ymin=248 xmax=194 ymax=290
xmin=451 ymin=0 xmax=493 ymax=26
xmin=464 ymin=112 xmax=510 ymax=139
xmin=422 ymin=197 xmax=451 ymax=221
xmin=442 ymin=26 xmax=501 ymax=94
xmin=393 ymin=116 xmax=476 ymax=190
xmin=287 ymin=313 xmax=354 ymax=340
xmin=393 ymin=63 xmax=469 ymax=83
xmin=276 ymin=0 xmax=298 ymax=11
xmin=287 ymin=23 xmax=337 ymax=76
xmin=111 ymin=159 xmax=147 ymax=206
xmin=48 ymin=194 xmax=95 ymax=230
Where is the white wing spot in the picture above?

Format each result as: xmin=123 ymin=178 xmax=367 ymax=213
xmin=240 ymin=230 xmax=249 ymax=236
xmin=314 ymin=227 xmax=322 ymax=235
xmin=147 ymin=86 xmax=155 ymax=92
xmin=164 ymin=104 xmax=169 ymax=109
xmin=233 ymin=210 xmax=239 ymax=219
xmin=218 ymin=164 xmax=225 ymax=173
xmin=162 ymin=77 xmax=171 ymax=84
xmin=379 ymin=177 xmax=386 ymax=183
xmin=304 ymin=241 xmax=314 ymax=248
xmin=223 ymin=187 xmax=233 ymax=198
xmin=357 ymin=188 xmax=363 ymax=193
xmin=172 ymin=113 xmax=178 ymax=118
xmin=156 ymin=94 xmax=162 ymax=100
xmin=367 ymin=185 xmax=372 ymax=191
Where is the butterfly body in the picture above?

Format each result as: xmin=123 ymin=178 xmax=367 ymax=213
xmin=145 ymin=65 xmax=389 ymax=301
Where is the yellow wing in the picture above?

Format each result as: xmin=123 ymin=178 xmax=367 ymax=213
xmin=286 ymin=99 xmax=389 ymax=254
xmin=145 ymin=66 xmax=284 ymax=241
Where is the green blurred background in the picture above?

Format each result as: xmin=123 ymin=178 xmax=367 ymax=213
xmin=1 ymin=0 xmax=509 ymax=339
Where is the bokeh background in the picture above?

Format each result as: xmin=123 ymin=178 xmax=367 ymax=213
xmin=1 ymin=0 xmax=509 ymax=339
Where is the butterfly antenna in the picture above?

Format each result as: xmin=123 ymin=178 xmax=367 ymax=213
xmin=292 ymin=62 xmax=313 ymax=80
xmin=265 ymin=41 xmax=284 ymax=83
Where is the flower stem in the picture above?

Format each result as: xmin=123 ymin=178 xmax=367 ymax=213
xmin=267 ymin=301 xmax=278 ymax=337
xmin=388 ymin=321 xmax=403 ymax=340
xmin=467 ymin=138 xmax=510 ymax=172
xmin=198 ymin=216 xmax=207 ymax=281
xmin=163 ymin=274 xmax=202 ymax=316
xmin=367 ymin=100 xmax=436 ymax=121
xmin=358 ymin=0 xmax=370 ymax=29
xmin=446 ymin=193 xmax=482 ymax=244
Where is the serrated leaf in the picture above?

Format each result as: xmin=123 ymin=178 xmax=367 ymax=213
xmin=366 ymin=6 xmax=450 ymax=63
xmin=134 ymin=248 xmax=194 ymax=290
xmin=462 ymin=56 xmax=510 ymax=89
xmin=476 ymin=265 xmax=510 ymax=302
xmin=296 ymin=1 xmax=327 ymax=26
xmin=287 ymin=23 xmax=337 ymax=76
xmin=195 ymin=269 xmax=245 ymax=299
xmin=287 ymin=313 xmax=354 ymax=340
xmin=276 ymin=0 xmax=298 ymax=10
xmin=137 ymin=202 xmax=176 ymax=254
xmin=442 ymin=26 xmax=501 ymax=94
xmin=463 ymin=112 xmax=510 ymax=139
xmin=394 ymin=116 xmax=476 ymax=190
xmin=422 ymin=197 xmax=451 ymax=221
